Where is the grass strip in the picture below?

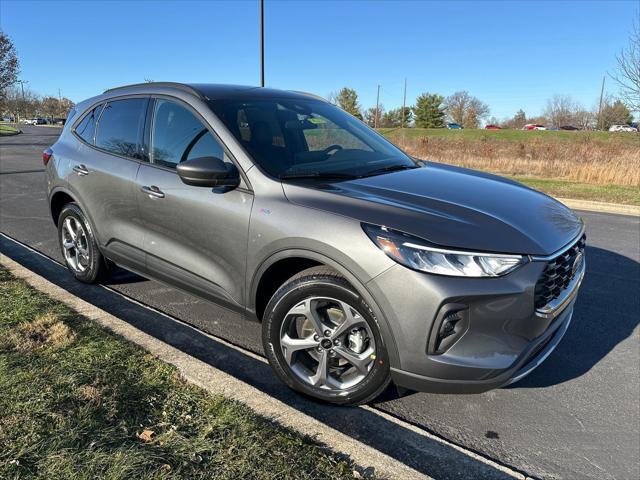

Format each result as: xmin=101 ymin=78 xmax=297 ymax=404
xmin=0 ymin=267 xmax=362 ymax=479
xmin=0 ymin=125 xmax=21 ymax=136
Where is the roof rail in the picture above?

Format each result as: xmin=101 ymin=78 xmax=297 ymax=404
xmin=103 ymin=82 xmax=204 ymax=99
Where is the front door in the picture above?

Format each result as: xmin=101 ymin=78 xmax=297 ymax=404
xmin=136 ymin=97 xmax=253 ymax=311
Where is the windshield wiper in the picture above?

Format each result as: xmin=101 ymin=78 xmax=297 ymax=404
xmin=363 ymin=164 xmax=420 ymax=177
xmin=279 ymin=172 xmax=358 ymax=180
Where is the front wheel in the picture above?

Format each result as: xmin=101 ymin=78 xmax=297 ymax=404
xmin=262 ymin=267 xmax=391 ymax=405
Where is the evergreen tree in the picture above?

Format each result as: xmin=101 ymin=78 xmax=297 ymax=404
xmin=336 ymin=87 xmax=363 ymax=120
xmin=412 ymin=93 xmax=445 ymax=128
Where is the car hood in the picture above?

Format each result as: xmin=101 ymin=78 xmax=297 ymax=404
xmin=282 ymin=163 xmax=583 ymax=256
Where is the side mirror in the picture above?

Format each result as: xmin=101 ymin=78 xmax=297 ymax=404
xmin=176 ymin=156 xmax=240 ymax=188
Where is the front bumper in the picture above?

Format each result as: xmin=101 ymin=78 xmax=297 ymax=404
xmin=367 ymin=258 xmax=584 ymax=394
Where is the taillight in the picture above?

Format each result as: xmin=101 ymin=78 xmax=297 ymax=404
xmin=42 ymin=148 xmax=53 ymax=165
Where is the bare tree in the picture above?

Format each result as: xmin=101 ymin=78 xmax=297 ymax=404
xmin=444 ymin=91 xmax=489 ymax=128
xmin=610 ymin=13 xmax=640 ymax=112
xmin=572 ymin=109 xmax=595 ymax=130
xmin=363 ymin=105 xmax=384 ymax=127
xmin=544 ymin=95 xmax=578 ymax=128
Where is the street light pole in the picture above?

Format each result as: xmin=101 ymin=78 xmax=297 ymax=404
xmin=16 ymin=79 xmax=28 ymax=123
xmin=260 ymin=0 xmax=264 ymax=87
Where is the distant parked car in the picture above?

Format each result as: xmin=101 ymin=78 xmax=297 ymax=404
xmin=523 ymin=124 xmax=546 ymax=130
xmin=54 ymin=118 xmax=66 ymax=125
xmin=609 ymin=124 xmax=637 ymax=132
xmin=23 ymin=119 xmax=37 ymax=125
xmin=446 ymin=123 xmax=463 ymax=129
xmin=559 ymin=126 xmax=579 ymax=131
xmin=35 ymin=118 xmax=48 ymax=125
xmin=484 ymin=125 xmax=501 ymax=130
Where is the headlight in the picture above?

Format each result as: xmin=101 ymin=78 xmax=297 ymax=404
xmin=363 ymin=224 xmax=526 ymax=277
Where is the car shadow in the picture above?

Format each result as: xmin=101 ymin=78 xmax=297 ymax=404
xmin=1 ymin=233 xmax=520 ymax=480
xmin=507 ymin=245 xmax=639 ymax=389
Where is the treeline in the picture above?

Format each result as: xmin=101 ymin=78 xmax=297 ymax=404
xmin=330 ymin=88 xmax=490 ymax=129
xmin=330 ymin=87 xmax=634 ymax=130
xmin=0 ymin=86 xmax=75 ymax=122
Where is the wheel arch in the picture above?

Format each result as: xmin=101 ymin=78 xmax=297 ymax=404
xmin=249 ymin=249 xmax=400 ymax=368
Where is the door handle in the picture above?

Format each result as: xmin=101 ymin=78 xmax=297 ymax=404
xmin=141 ymin=185 xmax=165 ymax=199
xmin=72 ymin=164 xmax=89 ymax=176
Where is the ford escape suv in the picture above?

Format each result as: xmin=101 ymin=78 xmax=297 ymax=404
xmin=44 ymin=83 xmax=585 ymax=405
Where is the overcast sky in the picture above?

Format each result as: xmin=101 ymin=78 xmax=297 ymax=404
xmin=1 ymin=0 xmax=637 ymax=119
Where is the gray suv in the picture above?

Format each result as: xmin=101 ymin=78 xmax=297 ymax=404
xmin=44 ymin=83 xmax=585 ymax=405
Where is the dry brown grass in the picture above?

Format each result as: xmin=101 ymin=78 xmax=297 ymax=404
xmin=389 ymin=134 xmax=640 ymax=186
xmin=6 ymin=312 xmax=76 ymax=352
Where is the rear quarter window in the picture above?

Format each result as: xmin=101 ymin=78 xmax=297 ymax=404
xmin=95 ymin=98 xmax=147 ymax=158
xmin=74 ymin=104 xmax=103 ymax=144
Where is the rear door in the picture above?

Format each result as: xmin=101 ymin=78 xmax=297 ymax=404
xmin=135 ymin=97 xmax=253 ymax=311
xmin=68 ymin=97 xmax=149 ymax=270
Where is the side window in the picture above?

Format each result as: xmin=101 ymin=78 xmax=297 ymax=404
xmin=151 ymin=99 xmax=225 ymax=169
xmin=74 ymin=104 xmax=103 ymax=144
xmin=95 ymin=98 xmax=147 ymax=158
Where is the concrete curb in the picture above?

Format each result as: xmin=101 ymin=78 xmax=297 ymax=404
xmin=0 ymin=252 xmax=428 ymax=480
xmin=556 ymin=198 xmax=640 ymax=217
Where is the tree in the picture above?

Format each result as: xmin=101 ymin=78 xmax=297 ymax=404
xmin=610 ymin=14 xmax=640 ymax=112
xmin=41 ymin=96 xmax=59 ymax=121
xmin=444 ymin=91 xmax=489 ymax=129
xmin=335 ymin=87 xmax=363 ymax=120
xmin=544 ymin=95 xmax=579 ymax=128
xmin=572 ymin=109 xmax=595 ymax=130
xmin=412 ymin=92 xmax=445 ymax=128
xmin=0 ymin=31 xmax=19 ymax=96
xmin=363 ymin=105 xmax=383 ymax=127
xmin=513 ymin=109 xmax=527 ymax=128
xmin=599 ymin=96 xmax=634 ymax=129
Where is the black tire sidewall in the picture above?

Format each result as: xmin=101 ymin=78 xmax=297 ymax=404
xmin=263 ymin=275 xmax=390 ymax=405
xmin=58 ymin=203 xmax=105 ymax=283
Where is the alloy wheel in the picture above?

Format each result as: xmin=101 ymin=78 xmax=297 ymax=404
xmin=279 ymin=296 xmax=376 ymax=392
xmin=61 ymin=216 xmax=90 ymax=273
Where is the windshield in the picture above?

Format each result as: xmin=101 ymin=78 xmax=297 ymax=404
xmin=208 ymin=97 xmax=417 ymax=179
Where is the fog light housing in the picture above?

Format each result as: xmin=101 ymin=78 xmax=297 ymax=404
xmin=428 ymin=304 xmax=469 ymax=355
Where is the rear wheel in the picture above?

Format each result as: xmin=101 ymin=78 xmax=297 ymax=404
xmin=262 ymin=267 xmax=390 ymax=405
xmin=58 ymin=202 xmax=109 ymax=283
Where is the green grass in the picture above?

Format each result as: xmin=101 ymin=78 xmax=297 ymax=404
xmin=0 ymin=125 xmax=20 ymax=136
xmin=0 ymin=268 xmax=362 ymax=479
xmin=379 ymin=127 xmax=639 ymax=145
xmin=511 ymin=176 xmax=640 ymax=205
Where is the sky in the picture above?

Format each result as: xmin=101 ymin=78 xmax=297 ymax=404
xmin=1 ymin=0 xmax=637 ymax=120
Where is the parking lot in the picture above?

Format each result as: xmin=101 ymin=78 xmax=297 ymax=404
xmin=1 ymin=126 xmax=639 ymax=479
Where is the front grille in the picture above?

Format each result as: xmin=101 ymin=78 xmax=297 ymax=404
xmin=534 ymin=234 xmax=586 ymax=310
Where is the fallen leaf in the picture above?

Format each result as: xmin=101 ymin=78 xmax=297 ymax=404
xmin=138 ymin=429 xmax=155 ymax=443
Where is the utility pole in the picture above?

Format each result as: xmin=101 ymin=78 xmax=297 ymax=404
xmin=58 ymin=88 xmax=62 ymax=121
xmin=260 ymin=0 xmax=264 ymax=87
xmin=374 ymin=84 xmax=380 ymax=129
xmin=597 ymin=76 xmax=605 ymax=130
xmin=401 ymin=78 xmax=407 ymax=129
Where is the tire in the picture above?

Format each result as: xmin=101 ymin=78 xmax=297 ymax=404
xmin=57 ymin=202 xmax=109 ymax=283
xmin=262 ymin=266 xmax=391 ymax=405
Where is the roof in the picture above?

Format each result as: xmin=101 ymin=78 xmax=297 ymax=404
xmin=103 ymin=82 xmax=326 ymax=102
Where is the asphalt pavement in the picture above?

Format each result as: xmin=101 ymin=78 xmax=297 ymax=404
xmin=1 ymin=126 xmax=638 ymax=479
